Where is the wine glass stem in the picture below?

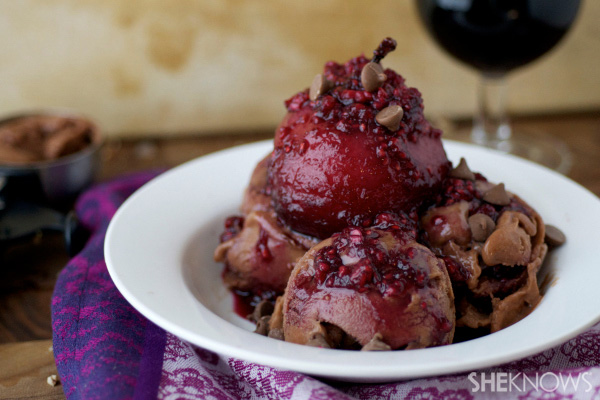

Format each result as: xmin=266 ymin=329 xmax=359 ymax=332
xmin=472 ymin=74 xmax=511 ymax=145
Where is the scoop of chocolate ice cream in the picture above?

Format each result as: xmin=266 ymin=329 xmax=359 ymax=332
xmin=215 ymin=154 xmax=319 ymax=296
xmin=420 ymin=159 xmax=548 ymax=333
xmin=268 ymin=38 xmax=450 ymax=239
xmin=282 ymin=221 xmax=455 ymax=350
xmin=215 ymin=210 xmax=310 ymax=295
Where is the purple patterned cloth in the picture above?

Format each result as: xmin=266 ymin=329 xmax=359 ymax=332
xmin=52 ymin=171 xmax=600 ymax=400
xmin=52 ymin=171 xmax=166 ymax=400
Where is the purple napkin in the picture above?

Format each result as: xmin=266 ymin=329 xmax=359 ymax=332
xmin=52 ymin=171 xmax=600 ymax=400
xmin=52 ymin=171 xmax=166 ymax=400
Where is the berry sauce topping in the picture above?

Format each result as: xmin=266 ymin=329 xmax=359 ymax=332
xmin=431 ymin=174 xmax=532 ymax=222
xmin=438 ymin=177 xmax=481 ymax=206
xmin=298 ymin=223 xmax=428 ymax=300
xmin=220 ymin=216 xmax=244 ymax=243
xmin=255 ymin=227 xmax=273 ymax=261
xmin=442 ymin=255 xmax=471 ymax=284
xmin=370 ymin=211 xmax=418 ymax=237
xmin=281 ymin=39 xmax=439 ymax=141
xmin=282 ymin=55 xmax=436 ymax=139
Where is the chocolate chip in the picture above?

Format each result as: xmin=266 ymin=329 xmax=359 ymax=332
xmin=483 ymin=183 xmax=510 ymax=206
xmin=468 ymin=213 xmax=496 ymax=242
xmin=545 ymin=224 xmax=566 ymax=247
xmin=323 ymin=324 xmax=344 ymax=347
xmin=449 ymin=158 xmax=475 ymax=181
xmin=361 ymin=62 xmax=386 ymax=92
xmin=481 ymin=212 xmax=533 ymax=266
xmin=254 ymin=315 xmax=270 ymax=336
xmin=267 ymin=328 xmax=284 ymax=341
xmin=375 ymin=105 xmax=404 ymax=131
xmin=361 ymin=333 xmax=391 ymax=351
xmin=309 ymin=74 xmax=332 ymax=101
xmin=251 ymin=299 xmax=274 ymax=322
xmin=306 ymin=332 xmax=331 ymax=348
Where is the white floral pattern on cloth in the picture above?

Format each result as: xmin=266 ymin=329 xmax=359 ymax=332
xmin=157 ymin=322 xmax=600 ymax=400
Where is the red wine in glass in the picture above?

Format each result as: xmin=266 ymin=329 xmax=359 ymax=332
xmin=415 ymin=0 xmax=581 ymax=172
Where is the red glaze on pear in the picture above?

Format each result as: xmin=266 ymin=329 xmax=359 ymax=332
xmin=268 ymin=51 xmax=450 ymax=239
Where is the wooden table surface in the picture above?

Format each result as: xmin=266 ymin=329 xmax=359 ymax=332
xmin=0 ymin=112 xmax=598 ymax=399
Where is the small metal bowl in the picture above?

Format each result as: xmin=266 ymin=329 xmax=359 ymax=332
xmin=0 ymin=110 xmax=103 ymax=204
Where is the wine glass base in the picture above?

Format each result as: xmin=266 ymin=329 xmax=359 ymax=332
xmin=443 ymin=126 xmax=572 ymax=175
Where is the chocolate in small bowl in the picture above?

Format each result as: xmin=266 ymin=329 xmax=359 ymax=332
xmin=0 ymin=110 xmax=103 ymax=203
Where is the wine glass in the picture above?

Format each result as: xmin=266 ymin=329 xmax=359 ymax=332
xmin=415 ymin=0 xmax=582 ymax=173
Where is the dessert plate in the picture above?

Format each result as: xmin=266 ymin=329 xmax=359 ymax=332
xmin=105 ymin=139 xmax=600 ymax=382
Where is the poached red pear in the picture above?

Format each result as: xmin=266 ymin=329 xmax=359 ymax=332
xmin=268 ymin=38 xmax=450 ymax=239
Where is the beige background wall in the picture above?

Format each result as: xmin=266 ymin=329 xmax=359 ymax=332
xmin=0 ymin=0 xmax=598 ymax=138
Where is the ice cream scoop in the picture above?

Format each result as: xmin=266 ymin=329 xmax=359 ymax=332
xmin=420 ymin=159 xmax=548 ymax=334
xmin=282 ymin=222 xmax=455 ymax=350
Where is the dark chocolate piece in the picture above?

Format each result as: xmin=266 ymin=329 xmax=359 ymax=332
xmin=361 ymin=62 xmax=386 ymax=92
xmin=252 ymin=299 xmax=274 ymax=322
xmin=254 ymin=316 xmax=270 ymax=336
xmin=449 ymin=158 xmax=475 ymax=181
xmin=309 ymin=74 xmax=332 ymax=101
xmin=545 ymin=224 xmax=566 ymax=247
xmin=468 ymin=213 xmax=496 ymax=242
xmin=306 ymin=332 xmax=331 ymax=348
xmin=361 ymin=333 xmax=391 ymax=351
xmin=375 ymin=105 xmax=404 ymax=131
xmin=483 ymin=183 xmax=510 ymax=206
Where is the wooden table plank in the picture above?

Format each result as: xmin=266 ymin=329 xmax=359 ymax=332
xmin=0 ymin=340 xmax=64 ymax=399
xmin=0 ymin=234 xmax=68 ymax=343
